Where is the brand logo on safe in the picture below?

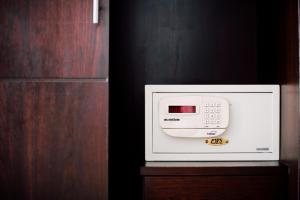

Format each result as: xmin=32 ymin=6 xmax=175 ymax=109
xmin=205 ymin=138 xmax=229 ymax=146
xmin=164 ymin=118 xmax=180 ymax=121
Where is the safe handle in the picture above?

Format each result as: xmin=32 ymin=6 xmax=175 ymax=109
xmin=93 ymin=0 xmax=99 ymax=24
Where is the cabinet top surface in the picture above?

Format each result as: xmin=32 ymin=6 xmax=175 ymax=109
xmin=141 ymin=161 xmax=287 ymax=176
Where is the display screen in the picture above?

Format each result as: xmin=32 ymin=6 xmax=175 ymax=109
xmin=169 ymin=106 xmax=196 ymax=113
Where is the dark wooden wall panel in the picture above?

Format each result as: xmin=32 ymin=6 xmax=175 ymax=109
xmin=110 ymin=1 xmax=281 ymax=199
xmin=0 ymin=81 xmax=108 ymax=200
xmin=139 ymin=0 xmax=257 ymax=83
xmin=0 ymin=0 xmax=109 ymax=78
xmin=278 ymin=0 xmax=299 ymax=199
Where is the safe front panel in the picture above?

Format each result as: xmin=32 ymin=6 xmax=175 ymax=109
xmin=145 ymin=85 xmax=279 ymax=161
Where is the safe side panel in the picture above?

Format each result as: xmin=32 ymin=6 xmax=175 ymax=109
xmin=0 ymin=81 xmax=108 ymax=200
xmin=0 ymin=0 xmax=108 ymax=78
xmin=144 ymin=176 xmax=286 ymax=200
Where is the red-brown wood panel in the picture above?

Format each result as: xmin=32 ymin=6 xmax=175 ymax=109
xmin=0 ymin=0 xmax=108 ymax=78
xmin=0 ymin=81 xmax=108 ymax=200
xmin=144 ymin=176 xmax=287 ymax=200
xmin=278 ymin=0 xmax=299 ymax=199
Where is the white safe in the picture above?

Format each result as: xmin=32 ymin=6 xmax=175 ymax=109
xmin=145 ymin=85 xmax=280 ymax=161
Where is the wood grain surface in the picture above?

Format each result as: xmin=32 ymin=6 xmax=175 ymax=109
xmin=278 ymin=0 xmax=299 ymax=199
xmin=144 ymin=175 xmax=287 ymax=200
xmin=142 ymin=162 xmax=288 ymax=200
xmin=0 ymin=0 xmax=109 ymax=78
xmin=0 ymin=81 xmax=108 ymax=200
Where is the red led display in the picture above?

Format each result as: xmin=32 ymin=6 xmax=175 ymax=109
xmin=169 ymin=106 xmax=196 ymax=113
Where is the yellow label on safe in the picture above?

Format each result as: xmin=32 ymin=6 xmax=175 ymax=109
xmin=205 ymin=138 xmax=229 ymax=146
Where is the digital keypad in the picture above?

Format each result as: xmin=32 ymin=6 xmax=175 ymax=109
xmin=204 ymin=102 xmax=222 ymax=125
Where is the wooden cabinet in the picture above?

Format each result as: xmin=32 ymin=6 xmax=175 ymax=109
xmin=0 ymin=81 xmax=108 ymax=200
xmin=0 ymin=0 xmax=109 ymax=199
xmin=0 ymin=0 xmax=109 ymax=78
xmin=141 ymin=162 xmax=288 ymax=200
